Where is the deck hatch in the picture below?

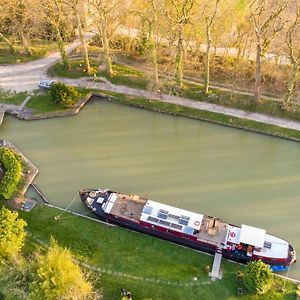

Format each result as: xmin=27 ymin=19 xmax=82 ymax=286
xmin=179 ymin=216 xmax=190 ymax=226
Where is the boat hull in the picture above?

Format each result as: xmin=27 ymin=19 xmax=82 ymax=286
xmin=80 ymin=189 xmax=296 ymax=268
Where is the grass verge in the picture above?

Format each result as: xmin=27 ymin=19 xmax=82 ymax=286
xmin=15 ymin=204 xmax=296 ymax=300
xmin=0 ymin=91 xmax=28 ymax=105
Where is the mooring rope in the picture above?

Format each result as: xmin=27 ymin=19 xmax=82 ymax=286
xmin=54 ymin=192 xmax=79 ymax=220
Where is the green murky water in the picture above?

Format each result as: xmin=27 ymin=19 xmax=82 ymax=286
xmin=1 ymin=99 xmax=300 ymax=279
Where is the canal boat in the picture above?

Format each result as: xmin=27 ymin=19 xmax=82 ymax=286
xmin=80 ymin=188 xmax=296 ymax=270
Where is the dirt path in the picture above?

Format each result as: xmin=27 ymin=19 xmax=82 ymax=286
xmin=0 ymin=33 xmax=94 ymax=92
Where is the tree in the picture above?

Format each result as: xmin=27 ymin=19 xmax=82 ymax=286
xmin=29 ymin=239 xmax=92 ymax=300
xmin=0 ymin=207 xmax=27 ymax=261
xmin=135 ymin=0 xmax=162 ymax=91
xmin=201 ymin=0 xmax=222 ymax=94
xmin=66 ymin=0 xmax=91 ymax=74
xmin=88 ymin=0 xmax=127 ymax=77
xmin=282 ymin=3 xmax=300 ymax=111
xmin=43 ymin=0 xmax=71 ymax=68
xmin=249 ymin=0 xmax=288 ymax=103
xmin=167 ymin=0 xmax=194 ymax=87
xmin=50 ymin=82 xmax=79 ymax=107
xmin=243 ymin=260 xmax=273 ymax=295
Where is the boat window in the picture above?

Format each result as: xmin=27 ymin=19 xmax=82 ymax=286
xmin=143 ymin=206 xmax=153 ymax=215
xmin=263 ymin=241 xmax=272 ymax=249
xmin=168 ymin=213 xmax=180 ymax=220
xmin=170 ymin=223 xmax=183 ymax=230
xmin=159 ymin=220 xmax=171 ymax=227
xmin=147 ymin=216 xmax=159 ymax=223
xmin=178 ymin=218 xmax=189 ymax=226
xmin=157 ymin=209 xmax=168 ymax=220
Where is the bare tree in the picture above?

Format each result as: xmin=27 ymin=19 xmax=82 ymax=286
xmin=43 ymin=0 xmax=71 ymax=68
xmin=135 ymin=0 xmax=162 ymax=90
xmin=249 ymin=0 xmax=288 ymax=103
xmin=168 ymin=0 xmax=194 ymax=87
xmin=202 ymin=0 xmax=221 ymax=94
xmin=88 ymin=0 xmax=126 ymax=76
xmin=65 ymin=0 xmax=91 ymax=73
xmin=283 ymin=3 xmax=300 ymax=111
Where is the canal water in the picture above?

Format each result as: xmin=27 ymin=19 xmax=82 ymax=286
xmin=1 ymin=99 xmax=300 ymax=279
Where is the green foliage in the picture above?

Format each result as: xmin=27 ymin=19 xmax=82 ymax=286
xmin=243 ymin=260 xmax=273 ymax=295
xmin=0 ymin=147 xmax=22 ymax=200
xmin=29 ymin=238 xmax=92 ymax=300
xmin=50 ymin=82 xmax=79 ymax=107
xmin=0 ymin=207 xmax=27 ymax=261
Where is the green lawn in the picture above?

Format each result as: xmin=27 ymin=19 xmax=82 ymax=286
xmin=49 ymin=60 xmax=149 ymax=89
xmin=0 ymin=91 xmax=28 ymax=105
xmin=0 ymin=40 xmax=58 ymax=64
xmin=17 ymin=205 xmax=296 ymax=300
xmin=26 ymin=88 xmax=90 ymax=115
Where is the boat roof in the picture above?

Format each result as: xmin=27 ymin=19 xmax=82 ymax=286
xmin=239 ymin=224 xmax=266 ymax=248
xmin=140 ymin=200 xmax=204 ymax=234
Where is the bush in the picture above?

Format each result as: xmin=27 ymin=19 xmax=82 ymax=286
xmin=29 ymin=239 xmax=92 ymax=300
xmin=0 ymin=147 xmax=22 ymax=200
xmin=0 ymin=207 xmax=27 ymax=260
xmin=50 ymin=82 xmax=79 ymax=107
xmin=243 ymin=260 xmax=273 ymax=295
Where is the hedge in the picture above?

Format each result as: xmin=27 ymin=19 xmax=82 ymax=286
xmin=0 ymin=147 xmax=22 ymax=200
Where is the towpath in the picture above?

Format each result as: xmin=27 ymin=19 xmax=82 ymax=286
xmin=55 ymin=76 xmax=300 ymax=132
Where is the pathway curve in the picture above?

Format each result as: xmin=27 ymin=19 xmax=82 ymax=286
xmin=56 ymin=77 xmax=300 ymax=132
xmin=0 ymin=33 xmax=94 ymax=92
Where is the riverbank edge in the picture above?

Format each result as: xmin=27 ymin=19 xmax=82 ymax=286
xmin=97 ymin=92 xmax=300 ymax=143
xmin=5 ymin=90 xmax=300 ymax=143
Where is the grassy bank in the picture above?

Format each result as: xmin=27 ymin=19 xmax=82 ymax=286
xmin=49 ymin=58 xmax=300 ymax=122
xmin=16 ymin=204 xmax=296 ymax=300
xmin=0 ymin=91 xmax=28 ymax=105
xmin=0 ymin=40 xmax=58 ymax=64
xmin=93 ymin=90 xmax=300 ymax=142
xmin=25 ymin=87 xmax=90 ymax=115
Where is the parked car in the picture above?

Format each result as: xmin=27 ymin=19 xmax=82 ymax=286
xmin=39 ymin=80 xmax=56 ymax=90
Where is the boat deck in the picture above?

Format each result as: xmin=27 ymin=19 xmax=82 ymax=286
xmin=110 ymin=193 xmax=147 ymax=221
xmin=197 ymin=217 xmax=229 ymax=246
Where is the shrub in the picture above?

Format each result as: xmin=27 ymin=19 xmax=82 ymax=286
xmin=29 ymin=239 xmax=92 ymax=300
xmin=0 ymin=147 xmax=22 ymax=200
xmin=243 ymin=260 xmax=273 ymax=295
xmin=50 ymin=82 xmax=79 ymax=107
xmin=0 ymin=207 xmax=27 ymax=260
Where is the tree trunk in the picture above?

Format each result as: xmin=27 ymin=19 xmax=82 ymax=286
xmin=204 ymin=25 xmax=211 ymax=95
xmin=100 ymin=19 xmax=113 ymax=77
xmin=148 ymin=25 xmax=159 ymax=91
xmin=55 ymin=26 xmax=70 ymax=69
xmin=175 ymin=24 xmax=184 ymax=87
xmin=20 ymin=31 xmax=32 ymax=56
xmin=0 ymin=32 xmax=16 ymax=53
xmin=76 ymin=12 xmax=91 ymax=74
xmin=254 ymin=43 xmax=262 ymax=103
xmin=283 ymin=62 xmax=300 ymax=111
